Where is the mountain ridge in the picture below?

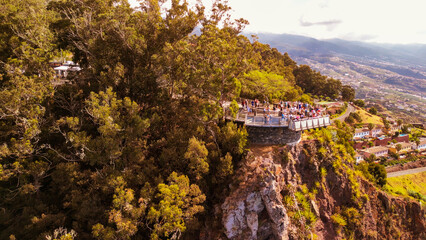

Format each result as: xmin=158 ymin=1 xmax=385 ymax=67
xmin=249 ymin=32 xmax=426 ymax=68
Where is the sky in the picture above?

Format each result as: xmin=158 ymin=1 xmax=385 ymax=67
xmin=130 ymin=0 xmax=426 ymax=44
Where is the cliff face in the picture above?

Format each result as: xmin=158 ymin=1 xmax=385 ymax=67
xmin=204 ymin=141 xmax=425 ymax=240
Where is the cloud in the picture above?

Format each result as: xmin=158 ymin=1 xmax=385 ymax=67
xmin=129 ymin=0 xmax=426 ymax=44
xmin=299 ymin=18 xmax=342 ymax=31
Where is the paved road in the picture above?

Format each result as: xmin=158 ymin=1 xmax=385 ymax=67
xmin=332 ymin=104 xmax=355 ymax=122
xmin=387 ymin=166 xmax=426 ymax=178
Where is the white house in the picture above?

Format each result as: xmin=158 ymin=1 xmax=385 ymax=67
xmin=54 ymin=61 xmax=81 ymax=78
xmin=412 ymin=139 xmax=426 ymax=152
xmin=371 ymin=127 xmax=383 ymax=137
xmin=353 ymin=128 xmax=370 ymax=140
xmin=354 ymin=153 xmax=364 ymax=163
xmin=361 ymin=146 xmax=388 ymax=158
xmin=390 ymin=142 xmax=413 ymax=154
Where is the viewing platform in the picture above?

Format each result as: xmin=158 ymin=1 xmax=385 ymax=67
xmin=226 ymin=109 xmax=331 ymax=131
xmin=225 ymin=104 xmax=331 ymax=145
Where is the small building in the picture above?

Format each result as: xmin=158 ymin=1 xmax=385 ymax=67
xmin=361 ymin=146 xmax=388 ymax=158
xmin=354 ymin=153 xmax=364 ymax=163
xmin=353 ymin=128 xmax=370 ymax=140
xmin=389 ymin=142 xmax=413 ymax=154
xmin=412 ymin=139 xmax=426 ymax=152
xmin=371 ymin=127 xmax=383 ymax=137
xmin=54 ymin=61 xmax=81 ymax=78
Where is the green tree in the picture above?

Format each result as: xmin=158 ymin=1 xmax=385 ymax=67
xmin=349 ymin=112 xmax=362 ymax=122
xmin=147 ymin=172 xmax=205 ymax=239
xmin=341 ymin=85 xmax=355 ymax=101
xmin=401 ymin=125 xmax=410 ymax=134
xmin=0 ymin=3 xmax=56 ymax=236
xmin=322 ymin=78 xmax=343 ymax=99
xmin=345 ymin=115 xmax=354 ymax=124
xmin=240 ymin=70 xmax=301 ymax=101
xmin=283 ymin=52 xmax=297 ymax=68
xmin=395 ymin=143 xmax=402 ymax=152
xmin=45 ymin=228 xmax=77 ymax=240
xmin=367 ymin=123 xmax=375 ymax=132
xmin=92 ymin=177 xmax=147 ymax=240
xmin=160 ymin=23 xmax=253 ymax=107
xmin=299 ymin=94 xmax=313 ymax=105
xmin=366 ymin=153 xmax=376 ymax=162
xmin=293 ymin=65 xmax=323 ymax=95
xmin=184 ymin=137 xmax=209 ymax=181
xmin=353 ymin=99 xmax=365 ymax=107
xmin=367 ymin=163 xmax=387 ymax=187
xmin=218 ymin=122 xmax=248 ymax=159
xmin=369 ymin=107 xmax=377 ymax=115
xmin=293 ymin=65 xmax=343 ymax=99
xmin=250 ymin=41 xmax=295 ymax=83
xmin=215 ymin=152 xmax=234 ymax=183
xmin=229 ymin=100 xmax=240 ymax=118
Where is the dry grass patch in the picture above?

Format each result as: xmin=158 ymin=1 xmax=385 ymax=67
xmin=385 ymin=171 xmax=426 ymax=203
xmin=355 ymin=108 xmax=383 ymax=125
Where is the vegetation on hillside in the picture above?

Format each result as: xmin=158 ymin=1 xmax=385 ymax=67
xmin=354 ymin=108 xmax=384 ymax=125
xmin=385 ymin=172 xmax=426 ymax=204
xmin=0 ymin=0 xmax=356 ymax=239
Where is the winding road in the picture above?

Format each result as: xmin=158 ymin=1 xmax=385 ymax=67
xmin=332 ymin=104 xmax=356 ymax=122
xmin=387 ymin=166 xmax=426 ymax=178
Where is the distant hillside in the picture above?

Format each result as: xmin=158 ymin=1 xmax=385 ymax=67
xmin=252 ymin=32 xmax=426 ymax=92
xmin=253 ymin=33 xmax=426 ymax=69
xmin=248 ymin=32 xmax=426 ymax=124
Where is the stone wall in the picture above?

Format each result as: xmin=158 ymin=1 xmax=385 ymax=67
xmin=246 ymin=126 xmax=301 ymax=145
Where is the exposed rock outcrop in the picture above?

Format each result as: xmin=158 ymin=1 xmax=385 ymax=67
xmin=221 ymin=151 xmax=289 ymax=240
xmin=209 ymin=142 xmax=425 ymax=239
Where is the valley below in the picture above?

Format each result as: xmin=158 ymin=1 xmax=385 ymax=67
xmin=253 ymin=33 xmax=426 ymax=124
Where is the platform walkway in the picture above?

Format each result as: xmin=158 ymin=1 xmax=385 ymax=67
xmin=227 ymin=109 xmax=331 ymax=131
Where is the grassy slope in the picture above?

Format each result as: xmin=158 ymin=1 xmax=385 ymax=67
xmin=385 ymin=171 xmax=426 ymax=203
xmin=355 ymin=108 xmax=383 ymax=125
xmin=411 ymin=127 xmax=426 ymax=138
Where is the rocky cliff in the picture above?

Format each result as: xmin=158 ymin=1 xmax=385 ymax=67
xmin=202 ymin=141 xmax=425 ymax=239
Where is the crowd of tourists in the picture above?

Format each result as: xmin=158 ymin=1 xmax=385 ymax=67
xmin=240 ymin=99 xmax=326 ymax=124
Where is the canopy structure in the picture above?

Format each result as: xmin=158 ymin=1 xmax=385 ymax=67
xmin=54 ymin=61 xmax=81 ymax=78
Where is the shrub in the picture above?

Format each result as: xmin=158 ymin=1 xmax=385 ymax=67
xmin=407 ymin=190 xmax=426 ymax=202
xmin=229 ymin=100 xmax=239 ymax=118
xmin=331 ymin=213 xmax=347 ymax=226
xmin=368 ymin=163 xmax=387 ymax=187
xmin=353 ymin=99 xmax=365 ymax=107
xmin=369 ymin=107 xmax=377 ymax=115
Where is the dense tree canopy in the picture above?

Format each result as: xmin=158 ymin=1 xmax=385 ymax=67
xmin=0 ymin=0 xmax=351 ymax=239
xmin=293 ymin=64 xmax=349 ymax=100
xmin=341 ymin=85 xmax=355 ymax=102
xmin=240 ymin=70 xmax=301 ymax=101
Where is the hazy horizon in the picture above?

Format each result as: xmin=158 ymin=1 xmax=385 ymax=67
xmin=130 ymin=0 xmax=426 ymax=45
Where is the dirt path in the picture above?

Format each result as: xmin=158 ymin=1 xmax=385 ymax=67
xmin=387 ymin=166 xmax=426 ymax=178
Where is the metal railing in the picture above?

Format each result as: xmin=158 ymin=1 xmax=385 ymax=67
xmin=226 ymin=109 xmax=331 ymax=130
